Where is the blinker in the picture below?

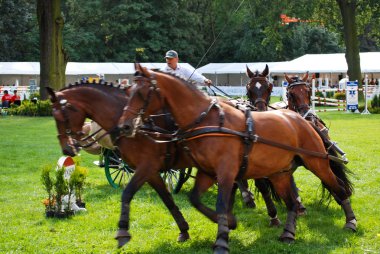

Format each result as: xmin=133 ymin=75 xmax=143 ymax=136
xmin=60 ymin=99 xmax=67 ymax=106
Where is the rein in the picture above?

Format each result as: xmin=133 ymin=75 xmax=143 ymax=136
xmin=57 ymin=99 xmax=120 ymax=149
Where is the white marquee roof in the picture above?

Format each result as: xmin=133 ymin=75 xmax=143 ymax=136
xmin=1 ymin=52 xmax=379 ymax=76
xmin=197 ymin=62 xmax=284 ymax=74
xmin=0 ymin=62 xmax=195 ymax=75
xmin=270 ymin=52 xmax=380 ymax=74
xmin=0 ymin=62 xmax=40 ymax=75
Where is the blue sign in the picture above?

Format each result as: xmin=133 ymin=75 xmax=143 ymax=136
xmin=346 ymin=81 xmax=358 ymax=111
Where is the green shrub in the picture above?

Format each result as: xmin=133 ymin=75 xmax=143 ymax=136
xmin=70 ymin=166 xmax=89 ymax=203
xmin=30 ymin=92 xmax=40 ymax=100
xmin=325 ymin=91 xmax=334 ymax=98
xmin=41 ymin=164 xmax=55 ymax=211
xmin=334 ymin=92 xmax=346 ymax=100
xmin=8 ymin=99 xmax=52 ymax=116
xmin=371 ymin=94 xmax=379 ymax=108
xmin=315 ymin=91 xmax=324 ymax=98
xmin=54 ymin=167 xmax=68 ymax=212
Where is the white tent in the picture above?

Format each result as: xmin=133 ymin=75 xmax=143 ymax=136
xmin=270 ymin=52 xmax=380 ymax=87
xmin=196 ymin=62 xmax=284 ymax=86
xmin=0 ymin=62 xmax=40 ymax=75
xmin=0 ymin=62 xmax=196 ymax=86
xmin=270 ymin=52 xmax=380 ymax=74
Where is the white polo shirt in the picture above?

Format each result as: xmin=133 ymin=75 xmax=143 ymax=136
xmin=161 ymin=64 xmax=207 ymax=85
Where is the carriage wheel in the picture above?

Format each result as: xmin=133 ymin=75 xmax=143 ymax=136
xmin=104 ymin=149 xmax=134 ymax=189
xmin=162 ymin=168 xmax=193 ymax=194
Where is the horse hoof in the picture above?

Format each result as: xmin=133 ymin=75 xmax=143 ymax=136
xmin=177 ymin=231 xmax=190 ymax=242
xmin=279 ymin=231 xmax=295 ymax=243
xmin=344 ymin=222 xmax=357 ymax=232
xmin=244 ymin=199 xmax=256 ymax=209
xmin=269 ymin=217 xmax=281 ymax=227
xmin=213 ymin=246 xmax=229 ymax=254
xmin=213 ymin=238 xmax=229 ymax=254
xmin=115 ymin=229 xmax=131 ymax=248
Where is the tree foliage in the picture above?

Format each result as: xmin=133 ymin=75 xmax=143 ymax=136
xmin=0 ymin=0 xmax=39 ymax=61
xmin=1 ymin=0 xmax=379 ymax=79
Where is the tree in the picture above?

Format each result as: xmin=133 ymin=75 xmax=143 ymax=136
xmin=37 ymin=0 xmax=67 ymax=99
xmin=336 ymin=0 xmax=362 ymax=85
xmin=0 ymin=0 xmax=39 ymax=61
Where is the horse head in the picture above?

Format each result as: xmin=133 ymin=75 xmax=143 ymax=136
xmin=47 ymin=86 xmax=87 ymax=156
xmin=246 ymin=64 xmax=273 ymax=111
xmin=119 ymin=63 xmax=166 ymax=137
xmin=285 ymin=72 xmax=311 ymax=116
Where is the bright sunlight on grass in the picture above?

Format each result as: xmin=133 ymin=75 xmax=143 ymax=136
xmin=0 ymin=113 xmax=379 ymax=253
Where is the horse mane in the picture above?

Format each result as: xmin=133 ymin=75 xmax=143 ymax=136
xmin=60 ymin=80 xmax=128 ymax=94
xmin=152 ymin=70 xmax=208 ymax=96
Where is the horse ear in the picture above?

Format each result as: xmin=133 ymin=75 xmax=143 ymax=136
xmin=262 ymin=64 xmax=269 ymax=77
xmin=246 ymin=65 xmax=254 ymax=78
xmin=284 ymin=73 xmax=293 ymax=84
xmin=46 ymin=87 xmax=57 ymax=102
xmin=134 ymin=63 xmax=151 ymax=78
xmin=134 ymin=62 xmax=142 ymax=72
xmin=302 ymin=71 xmax=309 ymax=82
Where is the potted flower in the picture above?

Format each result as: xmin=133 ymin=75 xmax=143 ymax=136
xmin=40 ymin=164 xmax=55 ymax=217
xmin=71 ymin=166 xmax=89 ymax=208
xmin=54 ymin=167 xmax=69 ymax=218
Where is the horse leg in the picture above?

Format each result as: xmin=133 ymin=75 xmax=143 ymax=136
xmin=236 ymin=179 xmax=256 ymax=208
xmin=147 ymin=173 xmax=190 ymax=242
xmin=269 ymin=173 xmax=298 ymax=243
xmin=290 ymin=175 xmax=307 ymax=216
xmin=310 ymin=163 xmax=357 ymax=232
xmin=115 ymin=169 xmax=148 ymax=248
xmin=254 ymin=178 xmax=281 ymax=227
xmin=213 ymin=177 xmax=236 ymax=254
xmin=189 ymin=171 xmax=237 ymax=230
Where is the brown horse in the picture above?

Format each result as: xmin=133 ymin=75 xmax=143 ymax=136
xmin=119 ymin=64 xmax=356 ymax=254
xmin=284 ymin=73 xmax=348 ymax=162
xmin=46 ymin=83 xmax=192 ymax=247
xmin=46 ymin=81 xmax=257 ymax=249
xmin=246 ymin=64 xmax=273 ymax=111
xmin=246 ymin=65 xmax=306 ymax=215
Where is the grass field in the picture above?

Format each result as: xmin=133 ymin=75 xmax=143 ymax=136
xmin=0 ymin=112 xmax=379 ymax=254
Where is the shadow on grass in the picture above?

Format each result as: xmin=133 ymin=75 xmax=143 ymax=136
xmin=125 ymin=199 xmax=358 ymax=254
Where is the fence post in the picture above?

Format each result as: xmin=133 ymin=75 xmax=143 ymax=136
xmin=362 ymin=75 xmax=371 ymax=115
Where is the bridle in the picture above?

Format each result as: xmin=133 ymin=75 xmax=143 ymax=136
xmin=53 ymin=98 xmax=115 ymax=151
xmin=121 ymin=73 xmax=163 ymax=136
xmin=247 ymin=76 xmax=273 ymax=108
xmin=122 ymin=73 xmax=225 ymax=136
xmin=286 ymin=81 xmax=312 ymax=116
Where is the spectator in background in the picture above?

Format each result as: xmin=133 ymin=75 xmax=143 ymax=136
xmin=11 ymin=90 xmax=21 ymax=106
xmin=1 ymin=90 xmax=12 ymax=107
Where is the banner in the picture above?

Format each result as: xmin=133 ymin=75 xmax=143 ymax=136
xmin=346 ymin=81 xmax=358 ymax=111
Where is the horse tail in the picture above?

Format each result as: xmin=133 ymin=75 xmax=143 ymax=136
xmin=310 ymin=123 xmax=354 ymax=200
xmin=255 ymin=178 xmax=281 ymax=203
xmin=328 ymin=149 xmax=354 ymax=196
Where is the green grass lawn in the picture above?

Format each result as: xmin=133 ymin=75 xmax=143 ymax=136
xmin=0 ymin=113 xmax=379 ymax=254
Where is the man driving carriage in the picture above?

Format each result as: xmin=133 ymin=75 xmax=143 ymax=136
xmin=162 ymin=50 xmax=212 ymax=86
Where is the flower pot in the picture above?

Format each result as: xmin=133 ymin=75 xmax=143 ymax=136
xmin=76 ymin=201 xmax=86 ymax=208
xmin=54 ymin=211 xmax=74 ymax=218
xmin=45 ymin=210 xmax=55 ymax=218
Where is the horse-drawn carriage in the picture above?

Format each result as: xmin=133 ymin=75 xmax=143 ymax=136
xmin=48 ymin=65 xmax=355 ymax=254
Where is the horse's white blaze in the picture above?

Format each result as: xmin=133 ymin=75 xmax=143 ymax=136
xmin=255 ymin=82 xmax=262 ymax=89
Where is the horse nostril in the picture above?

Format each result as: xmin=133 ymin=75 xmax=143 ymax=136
xmin=63 ymin=146 xmax=76 ymax=157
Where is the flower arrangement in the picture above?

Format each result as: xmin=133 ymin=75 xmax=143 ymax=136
xmin=40 ymin=158 xmax=89 ymax=218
